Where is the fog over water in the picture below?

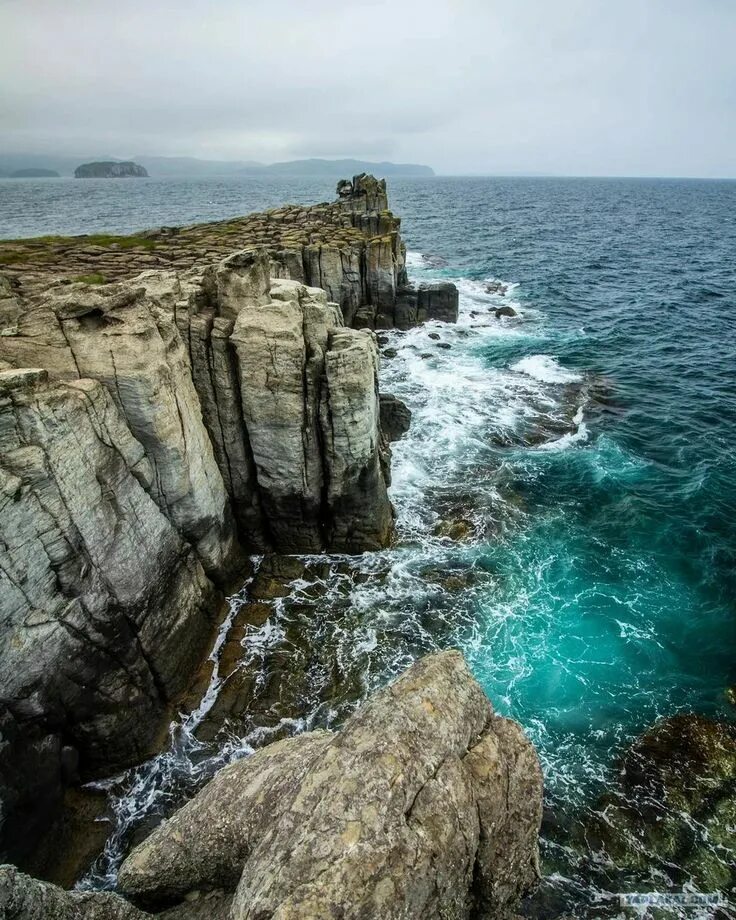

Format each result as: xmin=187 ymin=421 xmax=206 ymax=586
xmin=2 ymin=0 xmax=735 ymax=178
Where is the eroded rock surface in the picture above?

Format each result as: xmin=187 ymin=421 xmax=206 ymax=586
xmin=0 ymin=174 xmax=457 ymax=333
xmin=0 ymin=652 xmax=542 ymax=919
xmin=0 ymin=368 xmax=217 ymax=864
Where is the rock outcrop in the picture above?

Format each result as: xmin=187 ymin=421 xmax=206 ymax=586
xmin=0 ymin=253 xmax=396 ymax=864
xmin=0 ymin=651 xmax=543 ymax=919
xmin=0 ymin=367 xmax=219 ymax=864
xmin=74 ymin=162 xmax=149 ymax=179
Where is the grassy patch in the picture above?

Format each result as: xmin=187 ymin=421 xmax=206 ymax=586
xmin=3 ymin=233 xmax=157 ymax=251
xmin=0 ymin=250 xmax=34 ymax=265
xmin=73 ymin=273 xmax=106 ymax=285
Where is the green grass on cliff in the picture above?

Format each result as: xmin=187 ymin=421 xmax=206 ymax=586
xmin=1 ymin=232 xmax=157 ymax=251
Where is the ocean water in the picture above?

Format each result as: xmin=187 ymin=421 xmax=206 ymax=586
xmin=4 ymin=176 xmax=735 ymax=915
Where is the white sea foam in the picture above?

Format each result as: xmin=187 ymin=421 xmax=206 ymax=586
xmin=511 ymin=354 xmax=582 ymax=384
xmin=537 ymin=406 xmax=589 ymax=452
xmin=404 ymin=250 xmax=426 ymax=268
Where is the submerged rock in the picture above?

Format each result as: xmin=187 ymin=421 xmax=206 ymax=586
xmin=583 ymin=714 xmax=736 ymax=891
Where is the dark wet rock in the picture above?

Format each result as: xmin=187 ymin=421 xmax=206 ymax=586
xmin=495 ymin=305 xmax=518 ymax=318
xmin=382 ymin=347 xmax=398 ymax=358
xmin=437 ymin=342 xmax=452 ymax=349
xmin=394 ymin=282 xmax=459 ymax=329
xmin=582 ymin=714 xmax=736 ymax=891
xmin=420 ymin=352 xmax=433 ymax=359
xmin=484 ymin=281 xmax=508 ymax=295
xmin=433 ymin=518 xmax=477 ymax=541
xmin=379 ymin=393 xmax=412 ymax=442
xmin=118 ymin=651 xmax=543 ymax=919
xmin=21 ymin=785 xmax=111 ymax=888
xmin=248 ymin=555 xmax=307 ymax=600
xmin=417 ymin=281 xmax=459 ymax=323
xmin=428 ymin=332 xmax=440 ymax=340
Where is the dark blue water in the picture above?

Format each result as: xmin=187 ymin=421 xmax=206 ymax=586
xmin=6 ymin=176 xmax=734 ymax=913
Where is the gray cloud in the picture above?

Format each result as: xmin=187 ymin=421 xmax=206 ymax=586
xmin=1 ymin=0 xmax=734 ymax=176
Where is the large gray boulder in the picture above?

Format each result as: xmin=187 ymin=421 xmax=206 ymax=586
xmin=118 ymin=650 xmax=543 ymax=919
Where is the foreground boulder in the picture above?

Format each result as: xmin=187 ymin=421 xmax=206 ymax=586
xmin=118 ymin=650 xmax=542 ymax=918
xmin=0 ymin=652 xmax=543 ymax=919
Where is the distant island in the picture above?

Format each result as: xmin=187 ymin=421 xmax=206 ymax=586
xmin=74 ymin=161 xmax=149 ymax=179
xmin=8 ymin=168 xmax=60 ymax=178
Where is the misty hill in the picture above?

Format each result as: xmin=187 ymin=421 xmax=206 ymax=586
xmin=0 ymin=153 xmax=434 ymax=179
xmin=133 ymin=156 xmax=263 ymax=177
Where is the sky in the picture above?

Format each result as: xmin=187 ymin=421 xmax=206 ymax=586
xmin=1 ymin=0 xmax=734 ymax=177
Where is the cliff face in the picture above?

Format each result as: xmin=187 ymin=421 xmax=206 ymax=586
xmin=0 ymin=176 xmax=456 ymax=867
xmin=0 ymin=652 xmax=543 ymax=920
xmin=74 ymin=161 xmax=149 ymax=179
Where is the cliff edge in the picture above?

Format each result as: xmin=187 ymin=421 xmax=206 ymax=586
xmin=0 ymin=176 xmax=458 ymax=868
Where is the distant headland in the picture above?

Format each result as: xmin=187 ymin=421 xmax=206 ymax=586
xmin=74 ymin=160 xmax=149 ymax=179
xmin=8 ymin=168 xmax=60 ymax=178
xmin=0 ymin=154 xmax=434 ymax=179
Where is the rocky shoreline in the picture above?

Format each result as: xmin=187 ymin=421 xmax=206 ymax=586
xmin=3 ymin=174 xmax=730 ymax=918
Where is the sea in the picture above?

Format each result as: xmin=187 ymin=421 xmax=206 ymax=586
xmin=2 ymin=175 xmax=735 ymax=916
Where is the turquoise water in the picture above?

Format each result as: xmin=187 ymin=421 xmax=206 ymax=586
xmin=386 ymin=178 xmax=736 ymax=913
xmin=11 ymin=176 xmax=734 ymax=913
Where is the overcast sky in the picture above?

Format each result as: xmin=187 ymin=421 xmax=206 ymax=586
xmin=2 ymin=0 xmax=734 ymax=177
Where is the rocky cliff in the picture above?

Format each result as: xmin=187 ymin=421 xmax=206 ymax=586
xmin=0 ymin=176 xmax=458 ymax=869
xmin=0 ymin=652 xmax=544 ymax=919
xmin=74 ymin=162 xmax=149 ymax=179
